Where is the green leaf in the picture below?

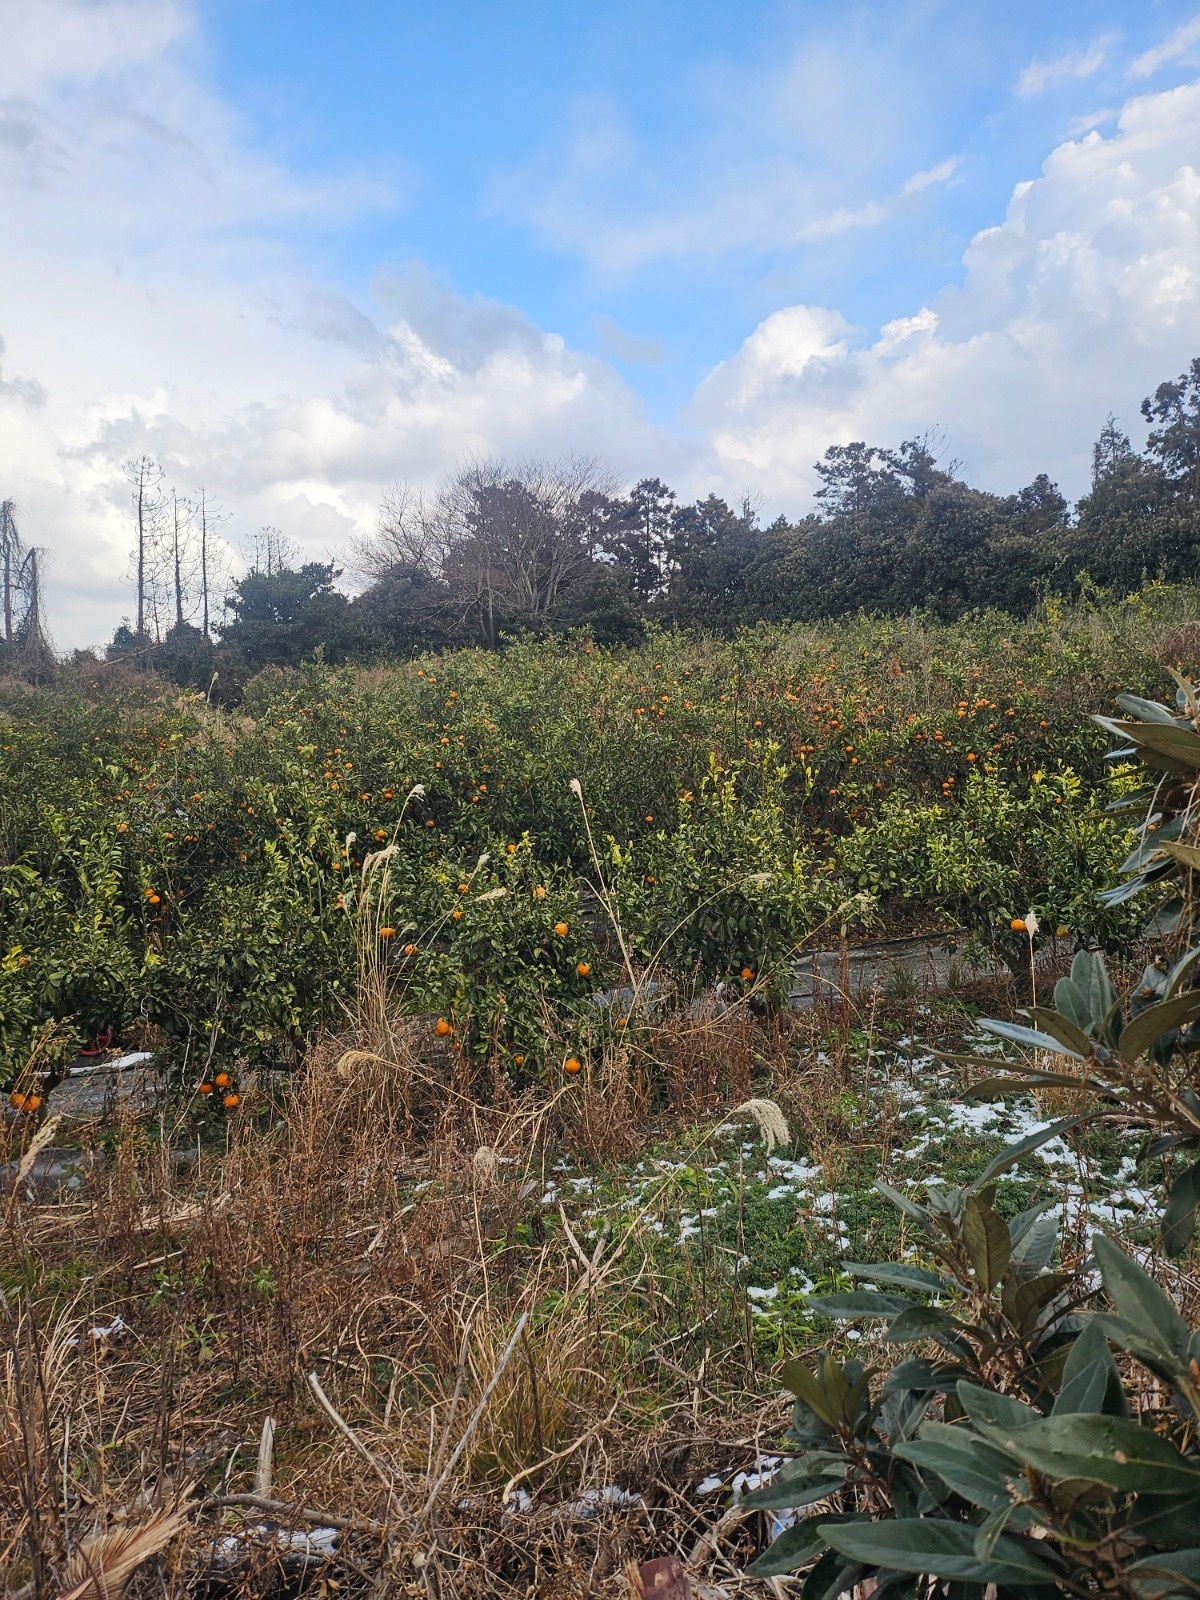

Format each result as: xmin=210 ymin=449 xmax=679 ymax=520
xmin=745 ymin=1513 xmax=860 ymax=1578
xmin=739 ymin=1461 xmax=849 ymax=1511
xmin=882 ymin=1359 xmax=971 ymax=1396
xmin=781 ymin=1360 xmax=841 ymax=1425
xmin=1092 ymin=1234 xmax=1190 ymax=1366
xmin=1054 ymin=1322 xmax=1126 ymax=1417
xmin=1115 ymin=694 xmax=1181 ymax=726
xmin=966 ymin=1071 xmax=1109 ymax=1099
xmin=821 ymin=1519 xmax=1056 ymax=1586
xmin=956 ymin=1382 xmax=1039 ymax=1432
xmin=873 ymin=1180 xmax=931 ymax=1223
xmin=884 ymin=1306 xmax=964 ymax=1344
xmin=1106 ymin=719 xmax=1200 ymax=773
xmin=971 ymin=1113 xmax=1095 ymax=1188
xmin=1001 ymin=1413 xmax=1200 ymax=1494
xmin=843 ymin=1261 xmax=949 ymax=1294
xmin=1009 ymin=1205 xmax=1059 ymax=1273
xmin=1159 ymin=841 xmax=1200 ymax=871
xmin=805 ymin=1292 xmax=912 ymax=1319
xmin=1119 ymin=991 xmax=1200 ymax=1065
xmin=963 ymin=1194 xmax=1011 ymax=1290
xmin=1126 ymin=1548 xmax=1200 ymax=1600
xmin=802 ymin=1546 xmax=866 ymax=1600
xmin=1163 ymin=1158 xmax=1200 ymax=1258
xmin=894 ymin=1425 xmax=1019 ymax=1511
xmin=978 ymin=1018 xmax=1084 ymax=1058
xmin=1025 ymin=1006 xmax=1095 ymax=1057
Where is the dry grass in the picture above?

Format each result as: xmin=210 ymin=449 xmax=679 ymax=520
xmin=0 ymin=1005 xmax=817 ymax=1599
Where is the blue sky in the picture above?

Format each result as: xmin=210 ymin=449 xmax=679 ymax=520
xmin=196 ymin=0 xmax=1200 ymax=415
xmin=3 ymin=0 xmax=1200 ymax=643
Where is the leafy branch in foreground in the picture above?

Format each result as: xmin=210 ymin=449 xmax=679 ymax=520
xmin=743 ymin=1184 xmax=1200 ymax=1596
xmin=737 ymin=677 xmax=1200 ymax=1595
xmin=955 ymin=678 xmax=1200 ymax=1256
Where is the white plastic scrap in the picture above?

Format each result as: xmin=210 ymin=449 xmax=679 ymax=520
xmin=68 ymin=1316 xmax=130 ymax=1347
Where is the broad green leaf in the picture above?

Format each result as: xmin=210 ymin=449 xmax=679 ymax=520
xmin=1054 ymin=1323 xmax=1126 ymax=1417
xmin=971 ymin=1113 xmax=1095 ymax=1188
xmin=843 ymin=1261 xmax=949 ymax=1294
xmin=1071 ymin=949 xmax=1120 ymax=1041
xmin=873 ymin=1181 xmax=931 ymax=1223
xmin=745 ymin=1512 xmax=861 ymax=1578
xmin=974 ymin=1504 xmax=1020 ymax=1562
xmin=805 ymin=1292 xmax=912 ymax=1319
xmin=1001 ymin=1413 xmax=1200 ymax=1494
xmin=1003 ymin=1272 xmax=1072 ymax=1339
xmin=963 ymin=1194 xmax=1011 ymax=1290
xmin=1163 ymin=1157 xmax=1200 ymax=1258
xmin=1025 ymin=1006 xmax=1095 ymax=1057
xmin=1009 ymin=1205 xmax=1059 ymax=1273
xmin=978 ymin=1018 xmax=1083 ymax=1058
xmin=781 ymin=1360 xmax=840 ymax=1426
xmin=802 ymin=1546 xmax=866 ymax=1600
xmin=1119 ymin=991 xmax=1200 ymax=1065
xmin=1160 ymin=841 xmax=1200 ymax=871
xmin=884 ymin=1306 xmax=964 ymax=1344
xmin=966 ymin=1072 xmax=1109 ymax=1100
xmin=881 ymin=1359 xmax=971 ymax=1397
xmin=739 ymin=1463 xmax=849 ymax=1511
xmin=894 ymin=1425 xmax=1019 ymax=1511
xmin=1115 ymin=694 xmax=1181 ymax=726
xmin=1126 ymin=1548 xmax=1200 ymax=1600
xmin=1054 ymin=975 xmax=1090 ymax=1032
xmin=821 ymin=1519 xmax=1056 ymax=1586
xmin=956 ymin=1382 xmax=1039 ymax=1432
xmin=1092 ymin=1234 xmax=1190 ymax=1365
xmin=1105 ymin=719 xmax=1200 ymax=773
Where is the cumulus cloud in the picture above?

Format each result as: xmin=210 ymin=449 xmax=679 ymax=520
xmin=691 ymin=79 xmax=1200 ymax=506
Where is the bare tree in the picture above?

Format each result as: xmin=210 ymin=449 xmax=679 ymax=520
xmin=194 ymin=488 xmax=231 ymax=640
xmin=124 ymin=457 xmax=165 ymax=638
xmin=243 ymin=524 xmax=299 ymax=578
xmin=361 ymin=456 xmax=616 ymax=647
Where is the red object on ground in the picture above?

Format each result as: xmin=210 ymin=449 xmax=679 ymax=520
xmin=78 ymin=1026 xmax=114 ymax=1058
xmin=629 ymin=1557 xmax=691 ymax=1599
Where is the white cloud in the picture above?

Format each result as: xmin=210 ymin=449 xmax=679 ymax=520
xmin=1016 ymin=35 xmax=1113 ymax=97
xmin=691 ymin=79 xmax=1200 ymax=506
xmin=1129 ymin=15 xmax=1200 ymax=80
xmin=0 ymin=1 xmax=672 ymax=647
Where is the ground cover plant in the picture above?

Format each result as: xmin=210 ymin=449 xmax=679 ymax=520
xmin=3 ymin=589 xmax=1200 ymax=1597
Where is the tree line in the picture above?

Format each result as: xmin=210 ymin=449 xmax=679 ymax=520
xmin=93 ymin=355 xmax=1200 ymax=693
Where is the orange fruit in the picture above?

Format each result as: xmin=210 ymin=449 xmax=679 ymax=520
xmin=534 ymin=886 xmax=547 ymax=898
xmin=25 ymin=1095 xmax=41 ymax=1113
xmin=741 ymin=967 xmax=755 ymax=981
xmin=554 ymin=921 xmax=568 ymax=937
xmin=564 ymin=1056 xmax=582 ymax=1075
xmin=1010 ymin=918 xmax=1026 ymax=932
xmin=435 ymin=1018 xmax=453 ymax=1037
xmin=9 ymin=1091 xmax=26 ymax=1109
xmin=576 ymin=962 xmax=591 ymax=977
xmin=223 ymin=1092 xmax=239 ymax=1108
xmin=214 ymin=1071 xmax=231 ymax=1089
xmin=198 ymin=1082 xmax=213 ymax=1096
